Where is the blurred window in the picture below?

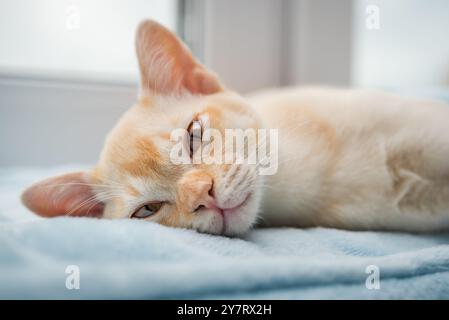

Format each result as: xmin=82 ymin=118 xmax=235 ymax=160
xmin=352 ymin=0 xmax=449 ymax=88
xmin=0 ymin=0 xmax=178 ymax=83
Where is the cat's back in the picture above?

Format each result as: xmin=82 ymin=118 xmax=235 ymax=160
xmin=248 ymin=86 xmax=449 ymax=232
xmin=247 ymin=86 xmax=449 ymax=132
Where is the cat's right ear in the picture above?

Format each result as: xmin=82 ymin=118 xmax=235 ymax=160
xmin=136 ymin=19 xmax=224 ymax=96
xmin=21 ymin=172 xmax=104 ymax=218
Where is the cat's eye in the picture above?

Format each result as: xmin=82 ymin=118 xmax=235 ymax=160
xmin=188 ymin=119 xmax=202 ymax=157
xmin=131 ymin=202 xmax=164 ymax=219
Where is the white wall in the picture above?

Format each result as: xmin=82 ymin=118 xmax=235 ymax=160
xmin=201 ymin=0 xmax=284 ymax=93
xmin=282 ymin=0 xmax=353 ymax=86
xmin=0 ymin=79 xmax=135 ymax=166
xmin=196 ymin=0 xmax=353 ymax=91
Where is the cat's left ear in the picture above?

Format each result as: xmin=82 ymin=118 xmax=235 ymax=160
xmin=21 ymin=172 xmax=104 ymax=218
xmin=136 ymin=19 xmax=224 ymax=96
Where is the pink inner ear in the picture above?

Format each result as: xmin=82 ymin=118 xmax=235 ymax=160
xmin=21 ymin=172 xmax=104 ymax=218
xmin=136 ymin=20 xmax=223 ymax=96
xmin=185 ymin=67 xmax=223 ymax=95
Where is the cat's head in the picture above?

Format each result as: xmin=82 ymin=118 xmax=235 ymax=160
xmin=21 ymin=20 xmax=264 ymax=236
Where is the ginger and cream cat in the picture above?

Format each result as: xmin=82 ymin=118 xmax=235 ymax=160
xmin=22 ymin=20 xmax=449 ymax=235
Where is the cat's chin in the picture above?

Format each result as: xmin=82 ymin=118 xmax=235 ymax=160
xmin=199 ymin=191 xmax=261 ymax=237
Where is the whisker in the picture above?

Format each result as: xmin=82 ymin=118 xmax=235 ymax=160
xmin=65 ymin=191 xmax=121 ymax=217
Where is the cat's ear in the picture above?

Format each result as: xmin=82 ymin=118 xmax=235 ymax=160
xmin=21 ymin=172 xmax=104 ymax=218
xmin=136 ymin=19 xmax=224 ymax=96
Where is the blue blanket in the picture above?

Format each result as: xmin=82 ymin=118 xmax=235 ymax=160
xmin=1 ymin=166 xmax=449 ymax=299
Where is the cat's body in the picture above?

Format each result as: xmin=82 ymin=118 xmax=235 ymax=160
xmin=251 ymin=87 xmax=449 ymax=232
xmin=21 ymin=20 xmax=449 ymax=235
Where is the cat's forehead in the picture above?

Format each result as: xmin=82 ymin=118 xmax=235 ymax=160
xmin=97 ymin=91 xmax=251 ymax=182
xmin=124 ymin=92 xmax=251 ymax=133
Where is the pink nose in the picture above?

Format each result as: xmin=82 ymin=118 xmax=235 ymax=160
xmin=192 ymin=179 xmax=217 ymax=212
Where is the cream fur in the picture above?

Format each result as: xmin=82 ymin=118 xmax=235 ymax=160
xmin=250 ymin=86 xmax=449 ymax=232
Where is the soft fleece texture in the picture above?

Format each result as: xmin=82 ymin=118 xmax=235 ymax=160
xmin=1 ymin=165 xmax=449 ymax=299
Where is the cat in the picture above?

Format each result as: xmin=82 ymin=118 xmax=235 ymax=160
xmin=21 ymin=20 xmax=449 ymax=236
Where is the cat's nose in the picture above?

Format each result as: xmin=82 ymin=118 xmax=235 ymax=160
xmin=192 ymin=179 xmax=217 ymax=212
xmin=178 ymin=170 xmax=218 ymax=213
